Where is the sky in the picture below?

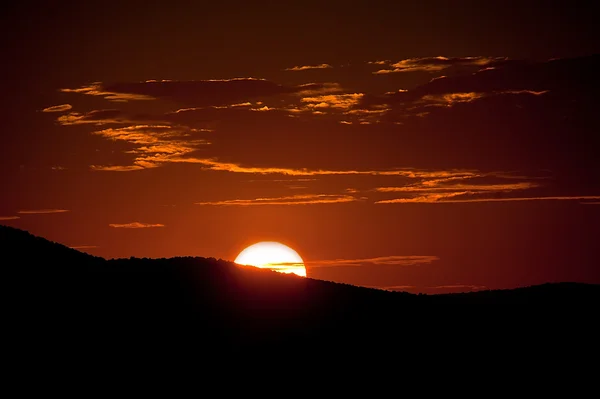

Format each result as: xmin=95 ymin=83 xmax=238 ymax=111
xmin=1 ymin=1 xmax=598 ymax=293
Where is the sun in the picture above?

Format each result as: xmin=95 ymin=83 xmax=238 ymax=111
xmin=234 ymin=241 xmax=307 ymax=277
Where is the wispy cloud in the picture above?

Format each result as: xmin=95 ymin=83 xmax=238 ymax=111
xmin=376 ymin=181 xmax=537 ymax=193
xmin=373 ymin=56 xmax=504 ymax=74
xmin=42 ymin=104 xmax=72 ymax=113
xmin=195 ymin=194 xmax=359 ymax=206
xmin=0 ymin=216 xmax=20 ymax=220
xmin=285 ymin=63 xmax=333 ymax=71
xmin=300 ymin=93 xmax=363 ymax=111
xmin=307 ymin=255 xmax=439 ymax=268
xmin=89 ymin=125 xmax=210 ymax=170
xmin=69 ymin=245 xmax=99 ymax=250
xmin=91 ymin=165 xmax=145 ymax=172
xmin=17 ymin=209 xmax=69 ymax=214
xmin=367 ymin=60 xmax=390 ymax=65
xmin=177 ymin=158 xmax=477 ymax=178
xmin=108 ymin=222 xmax=165 ymax=228
xmin=61 ymin=82 xmax=155 ymax=102
xmin=57 ymin=109 xmax=132 ymax=125
xmin=371 ymin=174 xmax=579 ymax=204
xmin=61 ymin=79 xmax=330 ymax=106
xmin=376 ymin=195 xmax=600 ymax=204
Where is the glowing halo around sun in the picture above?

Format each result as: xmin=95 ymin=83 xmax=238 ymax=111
xmin=234 ymin=241 xmax=307 ymax=277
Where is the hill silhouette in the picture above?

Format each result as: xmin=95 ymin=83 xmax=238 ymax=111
xmin=2 ymin=225 xmax=599 ymax=357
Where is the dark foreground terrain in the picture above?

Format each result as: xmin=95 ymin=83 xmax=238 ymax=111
xmin=2 ymin=225 xmax=599 ymax=359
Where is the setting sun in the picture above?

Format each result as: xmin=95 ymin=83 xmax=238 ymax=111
xmin=234 ymin=241 xmax=307 ymax=277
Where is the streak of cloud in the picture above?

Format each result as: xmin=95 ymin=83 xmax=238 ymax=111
xmin=0 ymin=216 xmax=20 ymax=220
xmin=376 ymin=181 xmax=537 ymax=193
xmin=307 ymin=255 xmax=439 ymax=267
xmin=42 ymin=104 xmax=72 ymax=112
xmin=90 ymin=125 xmax=210 ymax=170
xmin=373 ymin=56 xmax=505 ymax=74
xmin=300 ymin=93 xmax=363 ymax=111
xmin=108 ymin=222 xmax=165 ymax=228
xmin=61 ymin=79 xmax=338 ymax=106
xmin=175 ymin=157 xmax=478 ymax=178
xmin=376 ymin=195 xmax=600 ymax=204
xmin=195 ymin=194 xmax=359 ymax=206
xmin=285 ymin=63 xmax=333 ymax=71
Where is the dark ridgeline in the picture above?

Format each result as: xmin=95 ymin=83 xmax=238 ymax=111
xmin=2 ymin=225 xmax=599 ymax=361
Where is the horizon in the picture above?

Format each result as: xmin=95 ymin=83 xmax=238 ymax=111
xmin=1 ymin=2 xmax=598 ymax=295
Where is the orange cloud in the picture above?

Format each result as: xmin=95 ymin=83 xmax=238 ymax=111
xmin=108 ymin=222 xmax=165 ymax=228
xmin=90 ymin=125 xmax=210 ymax=170
xmin=376 ymin=181 xmax=538 ymax=193
xmin=373 ymin=56 xmax=504 ymax=74
xmin=285 ymin=64 xmax=333 ymax=71
xmin=57 ymin=109 xmax=132 ymax=125
xmin=61 ymin=83 xmax=155 ymax=102
xmin=195 ymin=194 xmax=358 ymax=206
xmin=420 ymin=92 xmax=486 ymax=106
xmin=42 ymin=104 xmax=72 ymax=112
xmin=90 ymin=165 xmax=145 ymax=172
xmin=69 ymin=245 xmax=99 ymax=250
xmin=376 ymin=195 xmax=600 ymax=204
xmin=0 ymin=216 xmax=20 ymax=220
xmin=307 ymin=255 xmax=439 ymax=268
xmin=17 ymin=209 xmax=69 ymax=214
xmin=174 ymin=157 xmax=477 ymax=178
xmin=61 ymin=79 xmax=333 ymax=106
xmin=301 ymin=93 xmax=364 ymax=111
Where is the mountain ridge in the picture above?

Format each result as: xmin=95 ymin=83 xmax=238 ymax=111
xmin=3 ymin=224 xmax=599 ymax=360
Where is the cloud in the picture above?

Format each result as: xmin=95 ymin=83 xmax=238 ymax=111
xmin=376 ymin=180 xmax=538 ymax=193
xmin=361 ymin=55 xmax=597 ymax=116
xmin=69 ymin=245 xmax=99 ymax=250
xmin=60 ymin=83 xmax=156 ymax=102
xmin=300 ymin=93 xmax=364 ymax=111
xmin=108 ymin=222 xmax=165 ymax=228
xmin=57 ymin=109 xmax=130 ymax=125
xmin=370 ymin=172 xmax=600 ymax=204
xmin=91 ymin=165 xmax=145 ymax=172
xmin=367 ymin=60 xmax=390 ymax=65
xmin=195 ymin=194 xmax=359 ymax=206
xmin=89 ymin=125 xmax=210 ymax=170
xmin=285 ymin=63 xmax=333 ymax=71
xmin=42 ymin=104 xmax=72 ymax=113
xmin=307 ymin=255 xmax=439 ymax=268
xmin=373 ymin=56 xmax=505 ymax=74
xmin=17 ymin=209 xmax=69 ymax=214
xmin=581 ymin=201 xmax=600 ymax=205
xmin=178 ymin=158 xmax=478 ymax=178
xmin=61 ymin=79 xmax=332 ymax=107
xmin=0 ymin=216 xmax=20 ymax=220
xmin=376 ymin=195 xmax=600 ymax=204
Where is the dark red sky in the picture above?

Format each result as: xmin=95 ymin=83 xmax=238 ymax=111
xmin=1 ymin=1 xmax=598 ymax=293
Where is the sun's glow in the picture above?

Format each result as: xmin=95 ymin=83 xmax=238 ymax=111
xmin=234 ymin=241 xmax=307 ymax=277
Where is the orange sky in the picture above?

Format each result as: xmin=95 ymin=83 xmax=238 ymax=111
xmin=1 ymin=1 xmax=599 ymax=294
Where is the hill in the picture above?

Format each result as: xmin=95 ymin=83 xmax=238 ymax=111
xmin=2 ymin=225 xmax=599 ymax=356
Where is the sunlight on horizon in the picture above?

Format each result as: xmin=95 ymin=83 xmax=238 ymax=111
xmin=234 ymin=241 xmax=307 ymax=277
